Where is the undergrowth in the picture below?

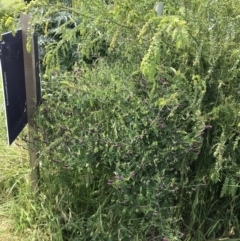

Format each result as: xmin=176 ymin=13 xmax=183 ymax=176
xmin=1 ymin=0 xmax=240 ymax=240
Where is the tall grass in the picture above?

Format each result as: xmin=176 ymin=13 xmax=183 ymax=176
xmin=0 ymin=78 xmax=63 ymax=240
xmin=0 ymin=1 xmax=40 ymax=237
xmin=0 ymin=1 xmax=65 ymax=239
xmin=0 ymin=71 xmax=29 ymax=240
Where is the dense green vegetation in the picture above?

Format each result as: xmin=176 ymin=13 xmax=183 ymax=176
xmin=1 ymin=0 xmax=240 ymax=240
xmin=0 ymin=0 xmax=20 ymax=7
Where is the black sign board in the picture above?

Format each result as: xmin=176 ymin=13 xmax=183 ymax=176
xmin=0 ymin=30 xmax=40 ymax=145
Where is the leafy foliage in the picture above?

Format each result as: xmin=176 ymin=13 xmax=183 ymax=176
xmin=1 ymin=0 xmax=240 ymax=240
xmin=0 ymin=1 xmax=25 ymax=35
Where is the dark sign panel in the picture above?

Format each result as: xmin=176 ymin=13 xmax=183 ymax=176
xmin=0 ymin=30 xmax=27 ymax=145
xmin=0 ymin=30 xmax=40 ymax=145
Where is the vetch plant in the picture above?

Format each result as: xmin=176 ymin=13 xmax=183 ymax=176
xmin=1 ymin=0 xmax=240 ymax=240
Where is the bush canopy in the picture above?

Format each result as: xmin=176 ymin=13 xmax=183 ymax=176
xmin=1 ymin=0 xmax=240 ymax=240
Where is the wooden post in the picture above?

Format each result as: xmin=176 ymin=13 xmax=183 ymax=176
xmin=21 ymin=13 xmax=39 ymax=191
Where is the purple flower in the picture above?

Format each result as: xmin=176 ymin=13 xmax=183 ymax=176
xmin=159 ymin=124 xmax=165 ymax=129
xmin=63 ymin=165 xmax=69 ymax=169
xmin=178 ymin=103 xmax=183 ymax=108
xmin=160 ymin=78 xmax=165 ymax=84
xmin=115 ymin=175 xmax=123 ymax=180
xmin=192 ymin=142 xmax=199 ymax=148
xmin=60 ymin=126 xmax=67 ymax=131
xmin=51 ymin=159 xmax=61 ymax=163
xmin=130 ymin=171 xmax=135 ymax=177
xmin=204 ymin=125 xmax=212 ymax=130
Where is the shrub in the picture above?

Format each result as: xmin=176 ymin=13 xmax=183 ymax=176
xmin=36 ymin=58 xmax=194 ymax=240
xmin=2 ymin=0 xmax=240 ymax=240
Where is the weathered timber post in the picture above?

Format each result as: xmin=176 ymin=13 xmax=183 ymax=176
xmin=21 ymin=13 xmax=39 ymax=191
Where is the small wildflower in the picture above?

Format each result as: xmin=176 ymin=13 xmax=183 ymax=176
xmin=204 ymin=125 xmax=212 ymax=130
xmin=160 ymin=78 xmax=165 ymax=83
xmin=153 ymin=211 xmax=158 ymax=216
xmin=192 ymin=142 xmax=199 ymax=148
xmin=115 ymin=175 xmax=123 ymax=180
xmin=60 ymin=126 xmax=67 ymax=131
xmin=178 ymin=103 xmax=183 ymax=108
xmin=130 ymin=171 xmax=135 ymax=177
xmin=159 ymin=124 xmax=165 ymax=129
xmin=63 ymin=165 xmax=69 ymax=169
xmin=51 ymin=159 xmax=61 ymax=163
